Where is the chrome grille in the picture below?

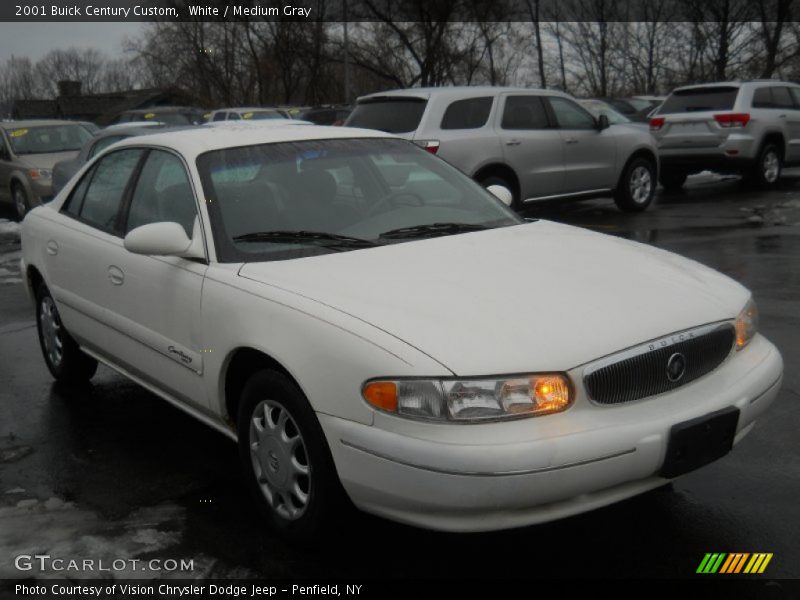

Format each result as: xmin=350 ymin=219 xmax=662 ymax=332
xmin=584 ymin=323 xmax=736 ymax=405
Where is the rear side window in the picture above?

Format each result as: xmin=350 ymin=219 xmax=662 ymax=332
xmin=347 ymin=98 xmax=427 ymax=134
xmin=441 ymin=97 xmax=493 ymax=130
xmin=212 ymin=112 xmax=227 ymax=122
xmin=65 ymin=149 xmax=143 ymax=233
xmin=501 ymin=96 xmax=550 ymax=129
xmin=755 ymin=86 xmax=795 ymax=109
xmin=790 ymin=88 xmax=800 ymax=107
xmin=659 ymin=87 xmax=739 ymax=113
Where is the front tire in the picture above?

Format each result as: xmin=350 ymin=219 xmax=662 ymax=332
xmin=12 ymin=183 xmax=29 ymax=220
xmin=614 ymin=157 xmax=656 ymax=212
xmin=237 ymin=369 xmax=346 ymax=544
xmin=36 ymin=283 xmax=98 ymax=383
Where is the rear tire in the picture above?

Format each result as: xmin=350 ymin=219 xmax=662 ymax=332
xmin=477 ymin=174 xmax=518 ymax=209
xmin=237 ymin=369 xmax=347 ymax=545
xmin=614 ymin=157 xmax=656 ymax=212
xmin=746 ymin=142 xmax=782 ymax=188
xmin=658 ymin=170 xmax=687 ymax=192
xmin=36 ymin=283 xmax=98 ymax=383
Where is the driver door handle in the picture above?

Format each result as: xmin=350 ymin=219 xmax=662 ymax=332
xmin=564 ymin=137 xmax=579 ymax=144
xmin=46 ymin=240 xmax=59 ymax=256
xmin=505 ymin=139 xmax=521 ymax=146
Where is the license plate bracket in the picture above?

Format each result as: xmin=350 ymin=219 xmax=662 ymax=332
xmin=660 ymin=406 xmax=740 ymax=479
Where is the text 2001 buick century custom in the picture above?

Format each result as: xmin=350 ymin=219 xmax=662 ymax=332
xmin=21 ymin=124 xmax=782 ymax=540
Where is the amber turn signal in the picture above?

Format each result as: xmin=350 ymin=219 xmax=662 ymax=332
xmin=363 ymin=381 xmax=398 ymax=412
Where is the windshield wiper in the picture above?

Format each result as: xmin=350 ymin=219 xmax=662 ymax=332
xmin=378 ymin=222 xmax=490 ymax=240
xmin=232 ymin=230 xmax=378 ymax=249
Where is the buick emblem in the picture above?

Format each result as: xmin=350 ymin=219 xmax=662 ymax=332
xmin=666 ymin=352 xmax=687 ymax=382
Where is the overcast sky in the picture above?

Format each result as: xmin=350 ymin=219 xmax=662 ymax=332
xmin=0 ymin=23 xmax=145 ymax=61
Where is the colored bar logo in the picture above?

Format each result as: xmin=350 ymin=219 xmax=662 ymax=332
xmin=697 ymin=553 xmax=773 ymax=574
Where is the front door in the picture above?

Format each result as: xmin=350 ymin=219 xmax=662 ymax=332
xmin=545 ymin=96 xmax=618 ymax=194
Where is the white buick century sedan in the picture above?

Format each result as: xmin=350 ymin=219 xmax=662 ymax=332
xmin=21 ymin=124 xmax=783 ymax=540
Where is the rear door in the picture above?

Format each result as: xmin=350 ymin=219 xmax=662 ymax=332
xmin=545 ymin=95 xmax=618 ymax=193
xmin=498 ymin=93 xmax=564 ymax=200
xmin=654 ymin=86 xmax=740 ymax=150
xmin=43 ymin=148 xmax=145 ymax=347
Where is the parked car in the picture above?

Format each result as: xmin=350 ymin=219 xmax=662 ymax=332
xmin=113 ymin=107 xmax=206 ymax=126
xmin=52 ymin=125 xmax=182 ymax=194
xmin=346 ymin=86 xmax=659 ymax=212
xmin=578 ymin=99 xmax=647 ymax=129
xmin=208 ymin=107 xmax=288 ymax=122
xmin=21 ymin=124 xmax=782 ymax=541
xmin=298 ymin=105 xmax=352 ymax=126
xmin=0 ymin=119 xmax=94 ymax=218
xmin=651 ymin=80 xmax=800 ymax=190
xmin=601 ymin=96 xmax=659 ymax=117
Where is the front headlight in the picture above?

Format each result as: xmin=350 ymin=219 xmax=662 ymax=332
xmin=362 ymin=374 xmax=573 ymax=422
xmin=735 ymin=298 xmax=758 ymax=350
xmin=28 ymin=168 xmax=52 ymax=180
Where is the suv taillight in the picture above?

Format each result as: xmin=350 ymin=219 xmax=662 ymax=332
xmin=714 ymin=113 xmax=750 ymax=128
xmin=649 ymin=117 xmax=665 ymax=131
xmin=414 ymin=140 xmax=440 ymax=154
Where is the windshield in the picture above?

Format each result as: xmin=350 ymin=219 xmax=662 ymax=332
xmin=197 ymin=138 xmax=521 ymax=262
xmin=6 ymin=124 xmax=93 ymax=155
xmin=579 ymin=100 xmax=630 ymax=124
xmin=346 ymin=98 xmax=427 ymax=133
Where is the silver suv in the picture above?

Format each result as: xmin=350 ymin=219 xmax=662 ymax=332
xmin=652 ymin=80 xmax=800 ymax=190
xmin=345 ymin=87 xmax=659 ymax=212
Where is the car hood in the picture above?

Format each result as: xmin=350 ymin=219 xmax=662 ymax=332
xmin=18 ymin=151 xmax=80 ymax=170
xmin=238 ymin=221 xmax=748 ymax=375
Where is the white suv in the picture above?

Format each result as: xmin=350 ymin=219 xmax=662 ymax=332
xmin=651 ymin=80 xmax=800 ymax=190
xmin=346 ymin=87 xmax=659 ymax=212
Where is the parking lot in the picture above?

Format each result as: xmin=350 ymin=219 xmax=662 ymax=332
xmin=1 ymin=174 xmax=798 ymax=580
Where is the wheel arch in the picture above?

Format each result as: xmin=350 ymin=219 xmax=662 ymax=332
xmin=222 ymin=346 xmax=303 ymax=427
xmin=472 ymin=162 xmax=520 ymax=200
xmin=760 ymin=131 xmax=786 ymax=157
xmin=617 ymin=147 xmax=659 ymax=189
xmin=26 ymin=264 xmax=44 ymax=301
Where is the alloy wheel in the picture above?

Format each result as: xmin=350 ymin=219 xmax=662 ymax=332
xmin=762 ymin=150 xmax=780 ymax=183
xmin=40 ymin=296 xmax=64 ymax=368
xmin=14 ymin=187 xmax=27 ymax=219
xmin=249 ymin=399 xmax=311 ymax=521
xmin=629 ymin=165 xmax=653 ymax=204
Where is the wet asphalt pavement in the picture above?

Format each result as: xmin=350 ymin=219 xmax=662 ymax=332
xmin=0 ymin=174 xmax=798 ymax=581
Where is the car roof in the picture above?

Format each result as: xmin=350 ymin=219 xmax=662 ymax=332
xmin=1 ymin=119 xmax=88 ymax=129
xmin=111 ymin=123 xmax=394 ymax=158
xmin=123 ymin=106 xmax=200 ymax=114
xmin=213 ymin=107 xmax=283 ymax=112
xmin=357 ymin=86 xmax=561 ymax=102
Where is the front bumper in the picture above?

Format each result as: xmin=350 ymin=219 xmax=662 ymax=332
xmin=320 ymin=334 xmax=782 ymax=532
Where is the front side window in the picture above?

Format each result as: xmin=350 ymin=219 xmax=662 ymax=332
xmin=547 ymin=97 xmax=596 ymax=129
xmin=441 ymin=97 xmax=493 ymax=130
xmin=501 ymin=96 xmax=550 ymax=130
xmin=197 ymin=138 xmax=521 ymax=263
xmin=126 ymin=150 xmax=197 ymax=237
xmin=66 ymin=149 xmax=144 ymax=233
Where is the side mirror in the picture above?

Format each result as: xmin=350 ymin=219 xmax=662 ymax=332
xmin=597 ymin=114 xmax=610 ymax=131
xmin=486 ymin=184 xmax=514 ymax=207
xmin=124 ymin=222 xmax=202 ymax=258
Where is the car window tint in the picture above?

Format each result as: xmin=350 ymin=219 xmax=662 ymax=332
xmin=126 ymin=150 xmax=196 ymax=237
xmin=790 ymin=88 xmax=800 ymax=108
xmin=753 ymin=87 xmax=773 ymax=108
xmin=501 ymin=96 xmax=549 ymax=129
xmin=441 ymin=97 xmax=493 ymax=130
xmin=228 ymin=112 xmax=241 ymax=121
xmin=659 ymin=87 xmax=738 ymax=113
xmin=548 ymin=97 xmax=596 ymax=129
xmin=347 ymin=98 xmax=427 ymax=133
xmin=78 ymin=149 xmax=143 ymax=233
xmin=772 ymin=87 xmax=794 ymax=109
xmin=89 ymin=135 xmax=125 ymax=159
xmin=212 ymin=112 xmax=227 ymax=122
